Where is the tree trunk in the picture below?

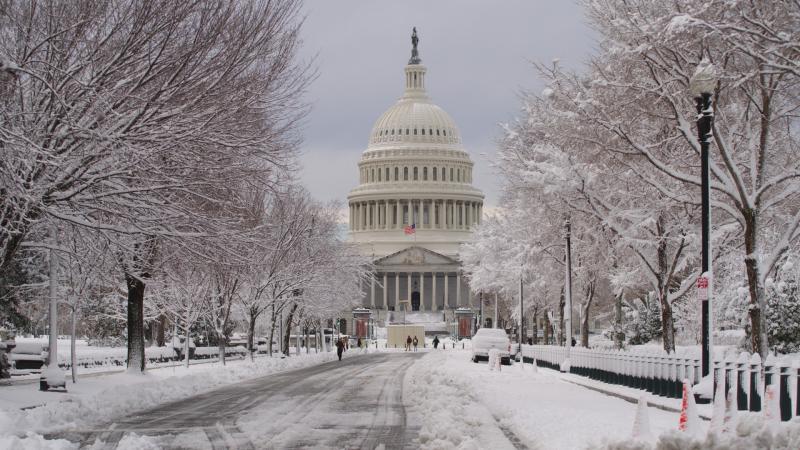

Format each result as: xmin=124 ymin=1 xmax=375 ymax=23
xmin=531 ymin=310 xmax=538 ymax=345
xmin=247 ymin=313 xmax=257 ymax=362
xmin=558 ymin=289 xmax=565 ymax=346
xmin=304 ymin=326 xmax=309 ymax=354
xmin=125 ymin=274 xmax=146 ymax=373
xmin=743 ymin=210 xmax=769 ymax=359
xmin=218 ymin=337 xmax=226 ymax=366
xmin=268 ymin=304 xmax=276 ymax=356
xmin=614 ymin=290 xmax=624 ymax=350
xmin=659 ymin=293 xmax=675 ymax=353
xmin=543 ymin=310 xmax=551 ymax=345
xmin=580 ymin=281 xmax=595 ymax=348
xmin=156 ymin=314 xmax=166 ymax=347
xmin=184 ymin=310 xmax=191 ymax=368
xmin=70 ymin=305 xmax=77 ymax=383
xmin=282 ymin=303 xmax=297 ymax=356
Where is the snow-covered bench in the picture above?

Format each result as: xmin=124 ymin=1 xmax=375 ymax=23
xmin=9 ymin=342 xmax=46 ymax=372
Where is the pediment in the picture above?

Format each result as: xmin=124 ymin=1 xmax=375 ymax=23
xmin=374 ymin=246 xmax=458 ymax=266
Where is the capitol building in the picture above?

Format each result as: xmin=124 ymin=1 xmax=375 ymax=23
xmin=346 ymin=29 xmax=484 ymax=337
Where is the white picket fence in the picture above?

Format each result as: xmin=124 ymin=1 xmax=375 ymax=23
xmin=522 ymin=345 xmax=800 ymax=421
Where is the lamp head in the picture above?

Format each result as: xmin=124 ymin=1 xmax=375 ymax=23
xmin=690 ymin=58 xmax=718 ymax=97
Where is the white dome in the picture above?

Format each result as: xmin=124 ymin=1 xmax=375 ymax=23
xmin=369 ymin=98 xmax=462 ymax=146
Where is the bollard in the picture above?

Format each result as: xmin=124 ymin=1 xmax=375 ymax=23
xmin=779 ymin=362 xmax=791 ymax=421
xmin=736 ymin=353 xmax=749 ymax=411
xmin=749 ymin=353 xmax=762 ymax=412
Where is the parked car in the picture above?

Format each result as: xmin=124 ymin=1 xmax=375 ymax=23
xmin=470 ymin=328 xmax=512 ymax=365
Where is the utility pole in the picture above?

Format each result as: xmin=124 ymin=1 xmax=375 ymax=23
xmin=493 ymin=293 xmax=498 ymax=329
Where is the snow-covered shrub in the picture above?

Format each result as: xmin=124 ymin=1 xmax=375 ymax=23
xmin=624 ymin=295 xmax=662 ymax=346
xmin=765 ymin=278 xmax=800 ymax=354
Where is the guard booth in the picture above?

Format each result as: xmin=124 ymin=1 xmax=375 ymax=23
xmin=352 ymin=308 xmax=372 ymax=340
xmin=455 ymin=308 xmax=475 ymax=339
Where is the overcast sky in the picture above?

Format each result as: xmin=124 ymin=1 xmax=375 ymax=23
xmin=297 ymin=0 xmax=597 ymax=211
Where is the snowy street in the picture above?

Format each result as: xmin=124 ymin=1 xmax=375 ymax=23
xmin=56 ymin=352 xmax=424 ymax=449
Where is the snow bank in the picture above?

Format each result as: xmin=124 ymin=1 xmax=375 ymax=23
xmin=0 ymin=351 xmax=338 ymax=442
xmin=405 ymin=349 xmax=679 ymax=449
xmin=597 ymin=415 xmax=800 ymax=449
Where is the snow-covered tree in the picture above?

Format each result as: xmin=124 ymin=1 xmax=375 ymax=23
xmin=1 ymin=1 xmax=311 ymax=371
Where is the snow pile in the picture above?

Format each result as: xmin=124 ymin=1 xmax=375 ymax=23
xmin=405 ymin=350 xmax=679 ymax=448
xmin=0 ymin=351 xmax=339 ymax=442
xmin=598 ymin=415 xmax=800 ymax=449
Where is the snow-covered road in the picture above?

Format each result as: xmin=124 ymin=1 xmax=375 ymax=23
xmin=58 ymin=352 xmax=426 ymax=449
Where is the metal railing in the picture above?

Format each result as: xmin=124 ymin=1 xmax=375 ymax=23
xmin=522 ymin=345 xmax=799 ymax=421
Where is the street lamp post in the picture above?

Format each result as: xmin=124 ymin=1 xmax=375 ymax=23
xmin=518 ymin=270 xmax=523 ymax=360
xmin=690 ymin=58 xmax=717 ymax=379
xmin=563 ymin=217 xmax=573 ymax=371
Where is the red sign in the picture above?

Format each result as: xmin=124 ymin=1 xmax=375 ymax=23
xmin=697 ymin=276 xmax=709 ymax=300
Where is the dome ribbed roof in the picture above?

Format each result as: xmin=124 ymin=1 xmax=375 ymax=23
xmin=369 ymin=98 xmax=461 ymax=146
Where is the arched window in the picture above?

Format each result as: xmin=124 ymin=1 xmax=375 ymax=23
xmin=406 ymin=128 xmax=410 ymax=135
xmin=391 ymin=129 xmax=395 ymax=135
xmin=442 ymin=167 xmax=446 ymax=181
xmin=371 ymin=169 xmax=374 ymax=182
xmin=421 ymin=128 xmax=425 ymax=135
xmin=413 ymin=167 xmax=418 ymax=180
xmin=395 ymin=167 xmax=399 ymax=181
xmin=385 ymin=167 xmax=390 ymax=181
xmin=423 ymin=167 xmax=428 ymax=180
xmin=443 ymin=130 xmax=447 ymax=136
xmin=457 ymin=169 xmax=460 ymax=182
xmin=432 ymin=167 xmax=437 ymax=181
xmin=450 ymin=167 xmax=454 ymax=181
xmin=429 ymin=128 xmax=433 ymax=135
xmin=413 ymin=128 xmax=418 ymax=135
xmin=436 ymin=129 xmax=440 ymax=136
xmin=404 ymin=167 xmax=408 ymax=181
xmin=377 ymin=168 xmax=381 ymax=181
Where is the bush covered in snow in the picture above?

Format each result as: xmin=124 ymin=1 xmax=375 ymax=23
xmin=765 ymin=278 xmax=800 ymax=354
xmin=624 ymin=295 xmax=663 ymax=346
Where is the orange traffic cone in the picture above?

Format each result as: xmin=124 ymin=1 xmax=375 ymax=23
xmin=709 ymin=375 xmax=726 ymax=433
xmin=722 ymin=386 xmax=738 ymax=435
xmin=631 ymin=395 xmax=652 ymax=441
xmin=764 ymin=383 xmax=781 ymax=426
xmin=679 ymin=379 xmax=703 ymax=438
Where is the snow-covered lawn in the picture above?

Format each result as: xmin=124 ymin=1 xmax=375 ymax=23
xmin=406 ymin=349 xmax=800 ymax=449
xmin=0 ymin=350 xmax=341 ymax=449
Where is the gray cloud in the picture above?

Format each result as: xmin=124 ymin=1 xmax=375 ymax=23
xmin=297 ymin=0 xmax=596 ymax=209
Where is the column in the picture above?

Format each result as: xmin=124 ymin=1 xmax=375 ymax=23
xmin=460 ymin=202 xmax=465 ymax=229
xmin=439 ymin=200 xmax=445 ymax=229
xmin=444 ymin=273 xmax=449 ymax=308
xmin=384 ymin=202 xmax=389 ymax=229
xmin=356 ymin=203 xmax=361 ymax=230
xmin=456 ymin=272 xmax=461 ymax=306
xmin=432 ymin=272 xmax=437 ymax=311
xmin=407 ymin=271 xmax=412 ymax=311
xmin=368 ymin=202 xmax=373 ymax=229
xmin=383 ymin=273 xmax=388 ymax=309
xmin=395 ymin=272 xmax=399 ymax=309
xmin=420 ymin=272 xmax=425 ymax=310
xmin=394 ymin=200 xmax=400 ymax=229
xmin=370 ymin=274 xmax=375 ymax=308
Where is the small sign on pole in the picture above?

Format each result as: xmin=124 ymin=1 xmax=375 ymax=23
xmin=697 ymin=276 xmax=709 ymax=301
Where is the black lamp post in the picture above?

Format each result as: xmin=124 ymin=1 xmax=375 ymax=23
xmin=564 ymin=217 xmax=573 ymax=369
xmin=690 ymin=59 xmax=717 ymax=378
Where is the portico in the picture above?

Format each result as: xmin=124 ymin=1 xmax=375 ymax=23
xmin=366 ymin=247 xmax=472 ymax=312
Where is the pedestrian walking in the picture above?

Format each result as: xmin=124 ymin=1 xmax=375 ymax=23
xmin=432 ymin=335 xmax=439 ymax=349
xmin=357 ymin=337 xmax=362 ymax=349
xmin=412 ymin=336 xmax=419 ymax=352
xmin=336 ymin=338 xmax=344 ymax=361
xmin=405 ymin=335 xmax=412 ymax=351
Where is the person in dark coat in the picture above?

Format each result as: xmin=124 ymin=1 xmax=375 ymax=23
xmin=405 ymin=335 xmax=412 ymax=351
xmin=336 ymin=338 xmax=344 ymax=361
xmin=412 ymin=336 xmax=419 ymax=351
xmin=432 ymin=335 xmax=440 ymax=349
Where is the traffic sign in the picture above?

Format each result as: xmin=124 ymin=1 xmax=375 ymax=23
xmin=697 ymin=276 xmax=709 ymax=301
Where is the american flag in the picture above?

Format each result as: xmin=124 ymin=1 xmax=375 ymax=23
xmin=403 ymin=223 xmax=416 ymax=235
